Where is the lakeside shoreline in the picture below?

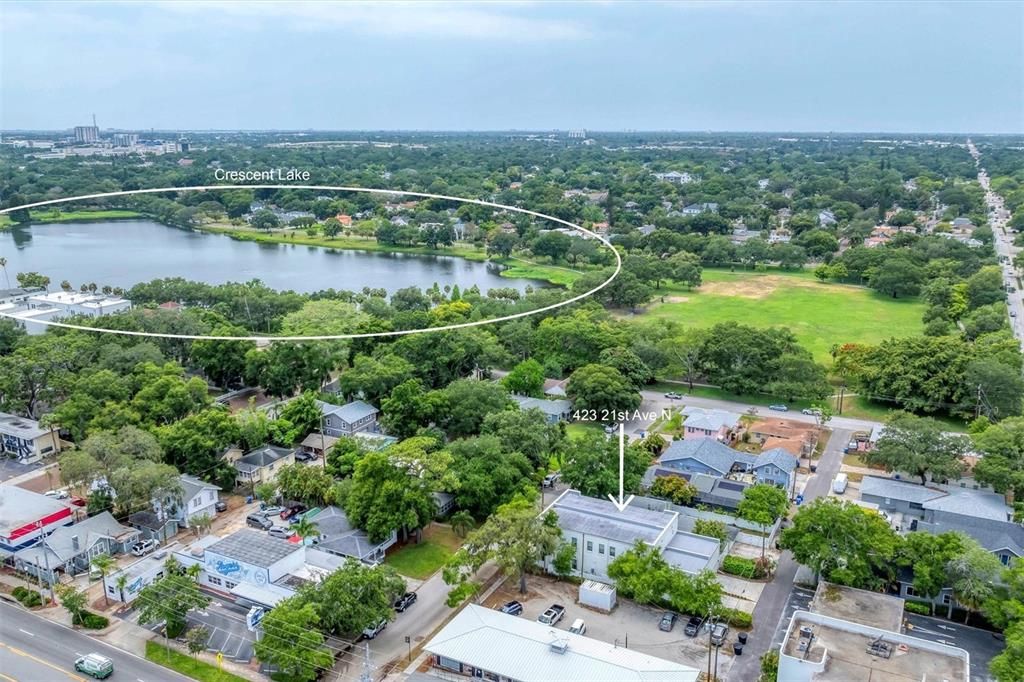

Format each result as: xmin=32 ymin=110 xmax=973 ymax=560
xmin=8 ymin=210 xmax=583 ymax=287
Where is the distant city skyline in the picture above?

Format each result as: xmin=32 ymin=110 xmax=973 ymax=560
xmin=1 ymin=1 xmax=1021 ymax=134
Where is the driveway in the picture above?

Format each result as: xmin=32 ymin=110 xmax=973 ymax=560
xmin=727 ymin=427 xmax=852 ymax=681
xmin=905 ymin=613 xmax=1000 ymax=682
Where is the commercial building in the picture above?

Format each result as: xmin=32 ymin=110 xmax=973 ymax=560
xmin=778 ymin=582 xmax=969 ymax=682
xmin=542 ymin=490 xmax=720 ymax=580
xmin=0 ymin=291 xmax=131 ymax=335
xmin=422 ymin=604 xmax=700 ymax=682
xmin=0 ymin=412 xmax=62 ymax=463
xmin=0 ymin=485 xmax=76 ymax=556
xmin=112 ymin=133 xmax=138 ymax=147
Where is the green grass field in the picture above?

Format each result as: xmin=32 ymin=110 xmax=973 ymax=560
xmin=30 ymin=209 xmax=143 ymax=223
xmin=145 ymin=641 xmax=247 ymax=682
xmin=198 ymin=224 xmax=577 ymax=287
xmin=385 ymin=524 xmax=463 ymax=579
xmin=637 ymin=268 xmax=925 ymax=363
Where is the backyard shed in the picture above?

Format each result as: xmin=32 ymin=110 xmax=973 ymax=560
xmin=579 ymin=579 xmax=616 ymax=612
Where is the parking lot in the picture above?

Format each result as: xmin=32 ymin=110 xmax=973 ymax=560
xmin=481 ymin=575 xmax=737 ymax=679
xmin=134 ymin=592 xmax=258 ymax=664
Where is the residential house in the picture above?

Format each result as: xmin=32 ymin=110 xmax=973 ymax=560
xmin=308 ymin=506 xmax=396 ymax=565
xmin=227 ymin=444 xmax=295 ymax=487
xmin=421 ymin=605 xmax=700 ymax=682
xmin=13 ymin=511 xmax=138 ymax=583
xmin=768 ymin=229 xmax=792 ymax=244
xmin=0 ymin=486 xmax=76 ymax=556
xmin=951 ymin=217 xmax=974 ymax=229
xmin=541 ymin=377 xmax=568 ymax=398
xmin=542 ymin=490 xmax=720 ymax=580
xmin=637 ymin=224 xmax=656 ymax=237
xmin=653 ymin=171 xmax=697 ymax=185
xmin=335 ymin=214 xmax=353 ymax=227
xmin=316 ymin=400 xmax=380 ymax=437
xmin=511 ymin=395 xmax=574 ymax=424
xmin=681 ymin=202 xmax=718 ymax=215
xmin=818 ymin=210 xmax=837 ymax=226
xmin=0 ymin=412 xmax=62 ymax=464
xmin=748 ymin=417 xmax=818 ymax=457
xmin=758 ymin=178 xmax=771 ymax=190
xmin=641 ymin=468 xmax=750 ymax=511
xmin=858 ymin=476 xmax=1009 ymax=523
xmin=656 ymin=437 xmax=798 ymax=494
xmin=680 ymin=408 xmax=741 ymax=442
xmin=299 ymin=433 xmax=337 ymax=458
xmin=173 ymin=474 xmax=221 ymax=529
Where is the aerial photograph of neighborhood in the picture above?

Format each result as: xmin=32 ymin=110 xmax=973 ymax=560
xmin=0 ymin=1 xmax=1021 ymax=681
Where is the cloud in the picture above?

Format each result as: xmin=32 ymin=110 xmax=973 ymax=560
xmin=149 ymin=1 xmax=593 ymax=41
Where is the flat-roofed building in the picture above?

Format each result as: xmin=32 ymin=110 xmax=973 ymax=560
xmin=0 ymin=412 xmax=62 ymax=463
xmin=780 ymin=610 xmax=968 ymax=682
xmin=542 ymin=490 xmax=720 ymax=580
xmin=423 ymin=604 xmax=700 ymax=682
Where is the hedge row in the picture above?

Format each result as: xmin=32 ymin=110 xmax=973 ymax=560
xmin=904 ymin=600 xmax=932 ymax=616
xmin=11 ymin=586 xmax=47 ymax=608
xmin=721 ymin=555 xmax=758 ymax=579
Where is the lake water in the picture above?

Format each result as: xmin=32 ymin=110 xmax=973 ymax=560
xmin=0 ymin=220 xmax=538 ymax=294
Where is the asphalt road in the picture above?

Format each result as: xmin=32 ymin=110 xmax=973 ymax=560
xmin=0 ymin=601 xmax=190 ymax=682
xmin=905 ymin=613 xmax=1001 ymax=682
xmin=727 ymin=426 xmax=852 ymax=681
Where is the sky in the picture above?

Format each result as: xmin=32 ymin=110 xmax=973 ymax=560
xmin=1 ymin=1 xmax=1021 ymax=133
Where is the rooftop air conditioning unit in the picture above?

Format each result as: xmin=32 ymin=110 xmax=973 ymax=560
xmin=549 ymin=639 xmax=569 ymax=655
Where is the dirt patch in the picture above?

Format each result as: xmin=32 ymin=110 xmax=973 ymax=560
xmin=663 ymin=295 xmax=690 ymax=303
xmin=700 ymin=274 xmax=819 ymax=299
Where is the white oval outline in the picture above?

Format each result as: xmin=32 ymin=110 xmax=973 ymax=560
xmin=0 ymin=185 xmax=621 ymax=342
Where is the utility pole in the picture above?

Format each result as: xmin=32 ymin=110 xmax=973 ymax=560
xmin=975 ymin=384 xmax=984 ymax=420
xmin=837 ymin=385 xmax=845 ymax=415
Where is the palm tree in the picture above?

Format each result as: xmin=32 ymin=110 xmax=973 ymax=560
xmin=190 ymin=513 xmax=212 ymax=539
xmin=60 ymin=280 xmax=72 ymax=292
xmin=291 ymin=516 xmax=320 ymax=545
xmin=0 ymin=257 xmax=8 ymax=288
xmin=90 ymin=554 xmax=117 ymax=607
xmin=115 ymin=574 xmax=128 ymax=604
xmin=450 ymin=510 xmax=474 ymax=538
xmin=185 ymin=563 xmax=202 ymax=582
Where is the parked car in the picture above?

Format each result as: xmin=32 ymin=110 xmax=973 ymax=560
xmin=664 ymin=392 xmax=682 ymax=400
xmin=268 ymin=526 xmax=295 ymax=539
xmin=75 ymin=653 xmax=114 ymax=679
xmin=659 ymin=612 xmax=677 ymax=632
xmin=281 ymin=504 xmax=307 ymax=520
xmin=44 ymin=489 xmax=70 ymax=499
xmin=394 ymin=592 xmax=418 ymax=612
xmin=537 ymin=604 xmax=565 ymax=625
xmin=246 ymin=513 xmax=274 ymax=530
xmin=293 ymin=450 xmax=314 ymax=462
xmin=542 ymin=472 xmax=560 ymax=488
xmin=684 ymin=616 xmax=703 ymax=637
xmin=832 ymin=472 xmax=848 ymax=495
xmin=499 ymin=600 xmax=523 ymax=616
xmin=362 ymin=618 xmax=387 ymax=639
xmin=768 ymin=404 xmax=789 ymax=412
xmin=214 ymin=500 xmax=228 ymax=512
xmin=568 ymin=618 xmax=586 ymax=635
xmin=710 ymin=622 xmax=729 ymax=646
xmin=130 ymin=539 xmax=159 ymax=557
xmin=801 ymin=407 xmax=822 ymax=416
xmin=260 ymin=505 xmax=283 ymax=516
xmin=69 ymin=496 xmax=87 ymax=507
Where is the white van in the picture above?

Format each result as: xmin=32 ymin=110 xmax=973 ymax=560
xmin=568 ymin=618 xmax=586 ymax=635
xmin=832 ymin=473 xmax=848 ymax=494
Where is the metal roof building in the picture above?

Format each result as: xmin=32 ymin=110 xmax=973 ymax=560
xmin=423 ymin=604 xmax=699 ymax=682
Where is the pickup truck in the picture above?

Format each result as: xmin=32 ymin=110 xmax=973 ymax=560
xmin=537 ymin=604 xmax=566 ymax=626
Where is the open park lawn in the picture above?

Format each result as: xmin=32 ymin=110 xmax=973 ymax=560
xmin=386 ymin=523 xmax=464 ymax=580
xmin=637 ymin=269 xmax=925 ymax=363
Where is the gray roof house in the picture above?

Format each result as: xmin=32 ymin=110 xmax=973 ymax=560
xmin=657 ymin=438 xmax=797 ymax=495
xmin=14 ymin=511 xmax=139 ymax=582
xmin=681 ymin=202 xmax=719 ymax=215
xmin=316 ymin=400 xmax=379 ymax=437
xmin=174 ymin=474 xmax=221 ymax=528
xmin=229 ymin=444 xmax=295 ymax=486
xmin=511 ymin=396 xmax=573 ymax=424
xmin=859 ymin=476 xmax=1011 ymax=522
xmin=917 ymin=514 xmax=1024 ymax=566
xmin=308 ymin=506 xmax=396 ymax=564
xmin=642 ymin=467 xmax=751 ymax=511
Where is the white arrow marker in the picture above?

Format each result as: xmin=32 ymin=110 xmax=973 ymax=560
xmin=608 ymin=423 xmax=635 ymax=512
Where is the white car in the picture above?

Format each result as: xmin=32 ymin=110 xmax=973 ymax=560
xmin=131 ymin=539 xmax=160 ymax=557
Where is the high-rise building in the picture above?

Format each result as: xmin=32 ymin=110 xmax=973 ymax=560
xmin=73 ymin=126 xmax=99 ymax=143
xmin=113 ymin=133 xmax=138 ymax=147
